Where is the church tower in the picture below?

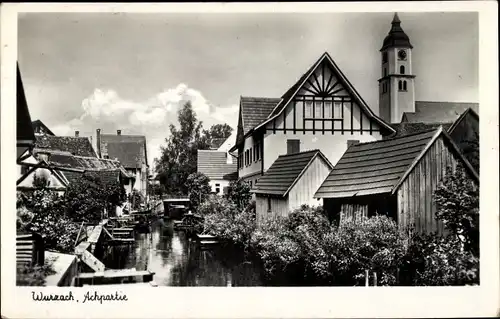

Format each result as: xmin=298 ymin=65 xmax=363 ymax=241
xmin=379 ymin=13 xmax=416 ymax=124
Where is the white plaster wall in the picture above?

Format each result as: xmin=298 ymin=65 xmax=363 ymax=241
xmin=238 ymin=135 xmax=262 ymax=179
xmin=209 ymin=179 xmax=231 ymax=195
xmin=263 ymin=131 xmax=381 ymax=171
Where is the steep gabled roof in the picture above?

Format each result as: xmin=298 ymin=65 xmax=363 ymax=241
xmin=315 ymin=127 xmax=478 ymax=199
xmin=390 ymin=122 xmax=452 ymax=138
xmin=100 ymin=134 xmax=148 ymax=168
xmin=34 ymin=135 xmax=97 ymax=157
xmin=448 ymin=107 xmax=479 ymax=135
xmin=402 ymin=101 xmax=479 ymax=124
xmin=16 ymin=159 xmax=69 ymax=188
xmin=197 ymin=150 xmax=238 ymax=180
xmin=17 ymin=63 xmax=35 ymax=144
xmin=255 ymin=52 xmax=395 ymax=134
xmin=253 ymin=149 xmax=333 ymax=197
xmin=241 ymin=97 xmax=281 ymax=134
xmin=31 ymin=120 xmax=55 ymax=136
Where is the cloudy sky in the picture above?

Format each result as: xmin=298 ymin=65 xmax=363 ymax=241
xmin=18 ymin=12 xmax=478 ymax=167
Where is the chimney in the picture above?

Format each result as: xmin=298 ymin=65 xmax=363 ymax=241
xmin=96 ymin=129 xmax=102 ymax=158
xmin=117 ymin=130 xmax=121 ymax=136
xmin=75 ymin=131 xmax=80 ymax=137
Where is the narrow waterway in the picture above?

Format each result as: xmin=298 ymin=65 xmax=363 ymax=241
xmin=103 ymin=219 xmax=265 ymax=286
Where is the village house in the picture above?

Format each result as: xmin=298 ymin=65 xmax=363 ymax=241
xmin=197 ymin=134 xmax=238 ymax=195
xmin=252 ymin=149 xmax=333 ymax=226
xmin=95 ymin=129 xmax=149 ymax=199
xmin=197 ymin=150 xmax=238 ymax=195
xmin=314 ymin=127 xmax=478 ymax=234
xmin=240 ymin=13 xmax=479 ymax=223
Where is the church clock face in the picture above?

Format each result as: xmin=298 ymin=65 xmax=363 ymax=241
xmin=398 ymin=49 xmax=407 ymax=60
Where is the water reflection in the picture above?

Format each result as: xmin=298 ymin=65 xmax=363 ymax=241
xmin=104 ymin=219 xmax=264 ymax=286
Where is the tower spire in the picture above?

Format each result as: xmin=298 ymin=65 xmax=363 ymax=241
xmin=392 ymin=12 xmax=401 ymax=24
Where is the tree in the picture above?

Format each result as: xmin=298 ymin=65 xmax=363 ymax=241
xmin=433 ymin=163 xmax=479 ymax=255
xmin=155 ymin=102 xmax=211 ymax=195
xmin=203 ymin=123 xmax=233 ymax=140
xmin=225 ymin=180 xmax=252 ymax=212
xmin=64 ymin=174 xmax=126 ymax=222
xmin=186 ymin=172 xmax=212 ymax=213
xmin=17 ymin=176 xmax=79 ymax=253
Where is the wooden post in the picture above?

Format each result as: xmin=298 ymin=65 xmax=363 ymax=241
xmin=373 ymin=272 xmax=377 ymax=286
xmin=365 ymin=269 xmax=369 ymax=286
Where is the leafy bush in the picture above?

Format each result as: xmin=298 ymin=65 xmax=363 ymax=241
xmin=16 ymin=263 xmax=57 ymax=286
xmin=201 ymin=195 xmax=256 ymax=249
xmin=402 ymin=234 xmax=479 ymax=286
xmin=251 ymin=207 xmax=408 ymax=286
xmin=225 ymin=179 xmax=252 ymax=211
xmin=434 ymin=164 xmax=479 ymax=255
xmin=65 ymin=174 xmax=126 ymax=221
xmin=186 ymin=172 xmax=212 ymax=212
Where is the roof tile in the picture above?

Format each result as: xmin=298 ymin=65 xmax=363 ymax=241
xmin=197 ymin=150 xmax=237 ymax=180
xmin=403 ymin=101 xmax=479 ymax=124
xmin=253 ymin=149 xmax=329 ymax=196
xmin=315 ymin=129 xmax=437 ymax=198
xmin=34 ymin=135 xmax=97 ymax=157
xmin=100 ymin=134 xmax=147 ymax=168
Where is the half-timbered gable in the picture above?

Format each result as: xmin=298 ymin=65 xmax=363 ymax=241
xmin=257 ymin=52 xmax=395 ymax=171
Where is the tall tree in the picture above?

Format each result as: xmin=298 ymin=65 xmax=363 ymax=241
xmin=155 ymin=101 xmax=211 ymax=195
xmin=204 ymin=123 xmax=233 ymax=140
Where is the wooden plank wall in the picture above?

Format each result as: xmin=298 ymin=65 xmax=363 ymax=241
xmin=340 ymin=203 xmax=368 ymax=222
xmin=288 ymin=156 xmax=330 ymax=210
xmin=397 ymin=137 xmax=460 ymax=234
xmin=255 ymin=195 xmax=289 ymax=227
xmin=16 ymin=233 xmax=44 ymax=266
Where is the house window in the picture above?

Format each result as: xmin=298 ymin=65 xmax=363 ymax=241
xmin=382 ymin=52 xmax=388 ymax=63
xmin=398 ymin=80 xmax=402 ymax=91
xmin=383 ymin=68 xmax=387 ymax=77
xmin=305 ymin=100 xmax=313 ymax=118
xmin=255 ymin=142 xmax=260 ymax=161
xmin=267 ymin=197 xmax=272 ymax=212
xmin=314 ymin=101 xmax=322 ymax=118
xmin=324 ymin=101 xmax=332 ymax=118
xmin=333 ymin=102 xmax=342 ymax=118
xmin=249 ymin=147 xmax=253 ymax=163
xmin=287 ymin=139 xmax=300 ymax=155
xmin=403 ymin=81 xmax=407 ymax=91
xmin=215 ymin=183 xmax=220 ymax=194
xmin=400 ymin=65 xmax=405 ymax=74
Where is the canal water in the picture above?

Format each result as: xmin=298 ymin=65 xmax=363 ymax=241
xmin=104 ymin=219 xmax=266 ymax=286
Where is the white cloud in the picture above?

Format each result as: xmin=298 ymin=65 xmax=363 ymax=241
xmin=56 ymin=83 xmax=238 ymax=165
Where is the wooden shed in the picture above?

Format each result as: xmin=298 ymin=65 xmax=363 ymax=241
xmin=314 ymin=127 xmax=478 ymax=234
xmin=252 ymin=149 xmax=333 ymax=227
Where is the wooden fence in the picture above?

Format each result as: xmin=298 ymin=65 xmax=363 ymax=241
xmin=16 ymin=233 xmax=45 ymax=267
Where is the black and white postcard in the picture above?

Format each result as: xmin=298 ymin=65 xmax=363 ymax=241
xmin=1 ymin=2 xmax=498 ymax=318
